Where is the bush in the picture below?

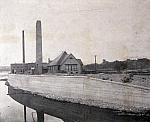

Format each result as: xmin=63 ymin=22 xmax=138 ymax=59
xmin=121 ymin=73 xmax=133 ymax=83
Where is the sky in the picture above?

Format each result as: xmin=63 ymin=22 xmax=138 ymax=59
xmin=0 ymin=0 xmax=150 ymax=66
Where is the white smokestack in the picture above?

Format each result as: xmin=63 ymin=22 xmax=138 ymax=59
xmin=36 ymin=20 xmax=43 ymax=74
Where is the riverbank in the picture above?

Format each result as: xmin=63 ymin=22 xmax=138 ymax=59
xmin=86 ymin=73 xmax=150 ymax=88
xmin=8 ymin=74 xmax=150 ymax=113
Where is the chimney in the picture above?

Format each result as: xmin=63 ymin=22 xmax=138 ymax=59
xmin=22 ymin=30 xmax=25 ymax=63
xmin=36 ymin=20 xmax=43 ymax=74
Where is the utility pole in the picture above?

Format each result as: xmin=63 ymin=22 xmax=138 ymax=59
xmin=22 ymin=30 xmax=25 ymax=63
xmin=95 ymin=55 xmax=97 ymax=74
xmin=22 ymin=30 xmax=25 ymax=74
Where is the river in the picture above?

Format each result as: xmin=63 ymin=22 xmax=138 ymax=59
xmin=0 ymin=72 xmax=149 ymax=122
xmin=0 ymin=72 xmax=62 ymax=122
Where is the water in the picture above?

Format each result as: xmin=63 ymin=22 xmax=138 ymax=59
xmin=0 ymin=72 xmax=149 ymax=122
xmin=0 ymin=72 xmax=62 ymax=122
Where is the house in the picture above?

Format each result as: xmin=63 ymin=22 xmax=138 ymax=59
xmin=48 ymin=51 xmax=83 ymax=74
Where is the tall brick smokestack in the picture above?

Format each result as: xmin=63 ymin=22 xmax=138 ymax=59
xmin=36 ymin=20 xmax=43 ymax=74
xmin=22 ymin=30 xmax=25 ymax=63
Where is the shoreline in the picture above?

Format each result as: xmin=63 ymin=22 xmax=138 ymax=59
xmin=7 ymin=74 xmax=150 ymax=113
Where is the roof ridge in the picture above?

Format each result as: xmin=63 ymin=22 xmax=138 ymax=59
xmin=60 ymin=53 xmax=77 ymax=65
xmin=49 ymin=51 xmax=68 ymax=66
xmin=57 ymin=51 xmax=68 ymax=65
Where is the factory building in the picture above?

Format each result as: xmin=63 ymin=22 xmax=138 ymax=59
xmin=11 ymin=20 xmax=45 ymax=75
xmin=11 ymin=62 xmax=49 ymax=75
xmin=11 ymin=20 xmax=83 ymax=75
xmin=48 ymin=51 xmax=83 ymax=74
xmin=11 ymin=63 xmax=36 ymax=74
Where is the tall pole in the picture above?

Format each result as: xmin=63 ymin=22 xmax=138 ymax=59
xmin=24 ymin=105 xmax=27 ymax=122
xmin=95 ymin=55 xmax=97 ymax=73
xmin=22 ymin=30 xmax=25 ymax=63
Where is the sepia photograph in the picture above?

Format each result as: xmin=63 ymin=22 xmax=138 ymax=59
xmin=0 ymin=0 xmax=150 ymax=122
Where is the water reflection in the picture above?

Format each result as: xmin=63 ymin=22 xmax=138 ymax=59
xmin=0 ymin=72 xmax=62 ymax=122
xmin=1 ymin=72 xmax=149 ymax=122
xmin=8 ymin=85 xmax=150 ymax=122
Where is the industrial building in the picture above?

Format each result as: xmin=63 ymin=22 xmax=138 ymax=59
xmin=11 ymin=63 xmax=35 ymax=74
xmin=11 ymin=63 xmax=49 ymax=74
xmin=48 ymin=51 xmax=83 ymax=74
xmin=11 ymin=20 xmax=45 ymax=75
xmin=11 ymin=20 xmax=83 ymax=75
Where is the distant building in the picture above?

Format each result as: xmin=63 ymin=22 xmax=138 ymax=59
xmin=11 ymin=62 xmax=49 ymax=74
xmin=10 ymin=20 xmax=83 ymax=75
xmin=10 ymin=51 xmax=83 ymax=75
xmin=48 ymin=51 xmax=83 ymax=74
xmin=11 ymin=63 xmax=36 ymax=74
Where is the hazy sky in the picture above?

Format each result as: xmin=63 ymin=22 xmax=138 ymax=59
xmin=0 ymin=0 xmax=150 ymax=66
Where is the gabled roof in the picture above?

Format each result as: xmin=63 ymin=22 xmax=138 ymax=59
xmin=49 ymin=51 xmax=69 ymax=66
xmin=59 ymin=54 xmax=70 ymax=65
xmin=49 ymin=51 xmax=83 ymax=66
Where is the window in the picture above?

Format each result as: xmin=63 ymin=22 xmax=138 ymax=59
xmin=65 ymin=64 xmax=69 ymax=71
xmin=65 ymin=64 xmax=77 ymax=71
xmin=72 ymin=64 xmax=77 ymax=71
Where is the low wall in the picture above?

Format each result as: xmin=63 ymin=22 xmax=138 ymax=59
xmin=8 ymin=74 xmax=150 ymax=112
